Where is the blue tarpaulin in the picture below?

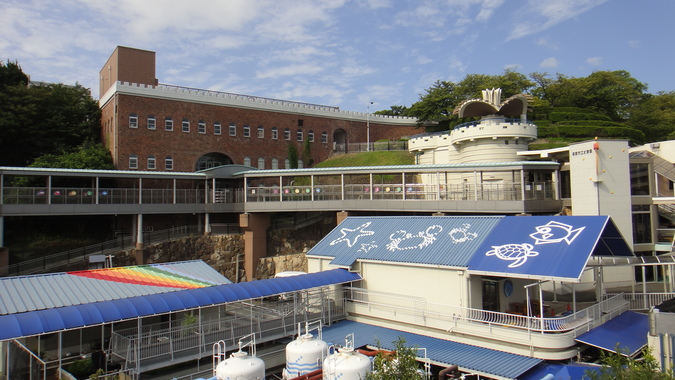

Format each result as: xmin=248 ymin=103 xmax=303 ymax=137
xmin=575 ymin=311 xmax=648 ymax=357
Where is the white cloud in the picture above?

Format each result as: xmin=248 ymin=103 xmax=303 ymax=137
xmin=504 ymin=63 xmax=522 ymax=71
xmin=540 ymin=57 xmax=559 ymax=68
xmin=534 ymin=37 xmax=559 ymax=50
xmin=628 ymin=40 xmax=640 ymax=48
xmin=508 ymin=0 xmax=609 ymax=40
xmin=255 ymin=64 xmax=325 ymax=79
xmin=586 ymin=57 xmax=603 ymax=66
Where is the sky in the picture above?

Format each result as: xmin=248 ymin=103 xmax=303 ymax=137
xmin=1 ymin=0 xmax=673 ymax=113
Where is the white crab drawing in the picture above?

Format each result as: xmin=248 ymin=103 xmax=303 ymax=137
xmin=448 ymin=223 xmax=478 ymax=244
xmin=485 ymin=243 xmax=539 ymax=268
xmin=386 ymin=225 xmax=443 ymax=251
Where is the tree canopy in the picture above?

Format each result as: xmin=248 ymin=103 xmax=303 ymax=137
xmin=400 ymin=69 xmax=668 ymax=145
xmin=0 ymin=61 xmax=101 ymax=167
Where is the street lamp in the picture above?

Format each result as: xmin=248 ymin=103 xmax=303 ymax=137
xmin=366 ymin=101 xmax=373 ymax=152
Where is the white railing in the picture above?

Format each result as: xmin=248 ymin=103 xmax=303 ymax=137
xmin=345 ymin=287 xmax=628 ymax=334
xmin=604 ymin=292 xmax=675 ymax=311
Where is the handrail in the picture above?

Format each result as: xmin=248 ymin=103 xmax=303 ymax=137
xmin=344 ymin=287 xmax=628 ymax=334
xmin=2 ymin=180 xmax=558 ymax=207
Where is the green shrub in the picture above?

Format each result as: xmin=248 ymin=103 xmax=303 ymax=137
xmin=68 ymin=358 xmax=94 ymax=379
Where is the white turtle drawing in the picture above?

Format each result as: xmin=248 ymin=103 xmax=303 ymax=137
xmin=485 ymin=243 xmax=539 ymax=268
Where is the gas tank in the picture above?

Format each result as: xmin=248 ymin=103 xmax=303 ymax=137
xmin=284 ymin=333 xmax=328 ymax=379
xmin=215 ymin=350 xmax=266 ymax=380
xmin=322 ymin=347 xmax=371 ymax=380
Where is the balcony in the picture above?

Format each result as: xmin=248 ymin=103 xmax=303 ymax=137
xmin=343 ymin=287 xmax=645 ymax=360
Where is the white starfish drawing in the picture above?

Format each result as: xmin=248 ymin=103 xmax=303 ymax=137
xmin=330 ymin=222 xmax=375 ymax=248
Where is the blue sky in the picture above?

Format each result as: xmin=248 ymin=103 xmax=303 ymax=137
xmin=1 ymin=0 xmax=673 ymax=113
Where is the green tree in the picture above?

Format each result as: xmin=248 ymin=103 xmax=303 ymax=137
xmin=407 ymin=70 xmax=535 ymax=131
xmin=29 ymin=142 xmax=114 ymax=169
xmin=587 ymin=346 xmax=674 ymax=380
xmin=628 ymin=91 xmax=675 ymax=143
xmin=302 ymin=138 xmax=313 ymax=167
xmin=366 ymin=337 xmax=426 ymax=380
xmin=0 ymin=76 xmax=101 ymax=166
xmin=374 ymin=105 xmax=409 ymax=116
xmin=287 ymin=143 xmax=299 ymax=169
xmin=0 ymin=60 xmax=29 ymax=87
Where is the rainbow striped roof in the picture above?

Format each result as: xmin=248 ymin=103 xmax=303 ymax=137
xmin=0 ymin=260 xmax=231 ymax=315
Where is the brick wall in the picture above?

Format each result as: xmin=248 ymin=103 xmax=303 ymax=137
xmin=103 ymin=94 xmax=419 ymax=172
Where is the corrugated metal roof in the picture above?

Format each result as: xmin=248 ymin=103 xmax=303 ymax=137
xmin=307 ymin=216 xmax=504 ymax=267
xmin=0 ymin=269 xmax=361 ymax=341
xmin=321 ymin=320 xmax=541 ymax=379
xmin=0 ymin=260 xmax=230 ymax=315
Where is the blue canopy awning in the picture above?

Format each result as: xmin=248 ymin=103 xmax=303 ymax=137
xmin=467 ymin=216 xmax=633 ymax=282
xmin=0 ymin=269 xmax=361 ymax=341
xmin=321 ymin=320 xmax=541 ymax=379
xmin=575 ymin=311 xmax=648 ymax=357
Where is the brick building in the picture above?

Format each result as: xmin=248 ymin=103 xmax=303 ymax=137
xmin=99 ymin=46 xmax=419 ymax=172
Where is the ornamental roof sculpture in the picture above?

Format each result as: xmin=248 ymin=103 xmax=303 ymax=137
xmin=453 ymin=88 xmax=532 ymax=118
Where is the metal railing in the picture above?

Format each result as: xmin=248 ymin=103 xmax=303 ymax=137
xmin=333 ymin=140 xmax=408 ymax=154
xmin=345 ymin=287 xmax=628 ymax=334
xmin=604 ymin=292 xmax=675 ymax=311
xmin=110 ymin=287 xmax=345 ymax=373
xmin=246 ymin=182 xmax=556 ymax=203
xmin=2 ymin=187 xmax=206 ymax=205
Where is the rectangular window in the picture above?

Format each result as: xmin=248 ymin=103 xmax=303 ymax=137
xmin=165 ymin=118 xmax=173 ymax=131
xmin=296 ymin=129 xmax=303 ymax=141
xmin=182 ymin=120 xmax=190 ymax=133
xmin=214 ymin=123 xmax=221 ymax=135
xmin=243 ymin=125 xmax=250 ymax=138
xmin=321 ymin=132 xmax=328 ymax=143
xmin=632 ymin=204 xmax=652 ymax=244
xmin=165 ymin=157 xmax=173 ymax=171
xmin=229 ymin=123 xmax=236 ymax=136
xmin=298 ymin=119 xmax=304 ymax=127
xmin=308 ymin=131 xmax=314 ymax=142
xmin=284 ymin=128 xmax=291 ymax=141
xmin=257 ymin=126 xmax=264 ymax=138
xmin=198 ymin=121 xmax=206 ymax=134
xmin=630 ymin=163 xmax=650 ymax=195
xmin=147 ymin=117 xmax=156 ymax=130
xmin=129 ymin=155 xmax=138 ymax=169
xmin=271 ymin=127 xmax=278 ymax=140
xmin=147 ymin=156 xmax=156 ymax=170
xmin=129 ymin=115 xmax=138 ymax=128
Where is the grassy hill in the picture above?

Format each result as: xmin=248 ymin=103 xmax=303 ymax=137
xmin=529 ymin=107 xmax=644 ymax=149
xmin=315 ymin=151 xmax=415 ymax=168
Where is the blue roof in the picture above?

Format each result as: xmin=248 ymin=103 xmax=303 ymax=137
xmin=575 ymin=311 xmax=648 ymax=357
xmin=321 ymin=320 xmax=541 ymax=379
xmin=0 ymin=269 xmax=361 ymax=341
xmin=308 ymin=216 xmax=504 ymax=267
xmin=519 ymin=361 xmax=601 ymax=380
xmin=309 ymin=216 xmax=632 ymax=281
xmin=467 ymin=216 xmax=633 ymax=282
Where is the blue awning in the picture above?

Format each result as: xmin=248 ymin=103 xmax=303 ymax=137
xmin=467 ymin=216 xmax=633 ymax=282
xmin=0 ymin=269 xmax=361 ymax=341
xmin=575 ymin=311 xmax=648 ymax=357
xmin=321 ymin=320 xmax=541 ymax=380
xmin=518 ymin=361 xmax=602 ymax=380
